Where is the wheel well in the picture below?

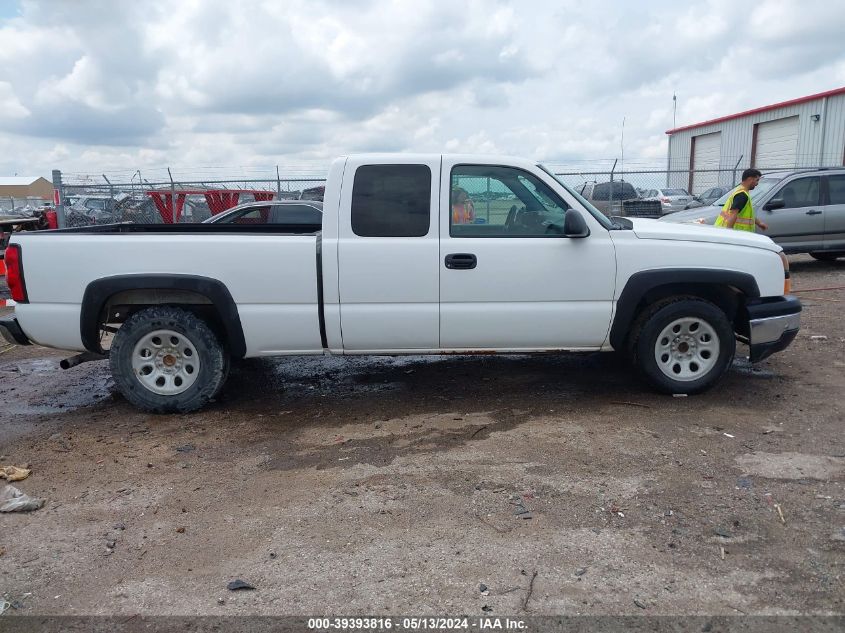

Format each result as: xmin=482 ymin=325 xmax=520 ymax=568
xmin=81 ymin=275 xmax=247 ymax=358
xmin=100 ymin=290 xmax=228 ymax=351
xmin=634 ymin=283 xmax=744 ymax=325
xmin=613 ymin=283 xmax=750 ymax=351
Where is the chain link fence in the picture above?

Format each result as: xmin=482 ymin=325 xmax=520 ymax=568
xmin=11 ymin=164 xmax=832 ymax=228
xmin=54 ymin=176 xmax=327 ymax=227
xmin=553 ymin=167 xmax=759 ymax=196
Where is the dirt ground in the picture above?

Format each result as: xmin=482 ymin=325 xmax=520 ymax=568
xmin=0 ymin=255 xmax=843 ymax=617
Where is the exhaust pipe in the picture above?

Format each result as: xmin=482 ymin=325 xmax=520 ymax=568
xmin=60 ymin=351 xmax=108 ymax=370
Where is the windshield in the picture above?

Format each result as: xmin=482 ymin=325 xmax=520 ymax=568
xmin=711 ymin=177 xmax=781 ymax=206
xmin=537 ymin=164 xmax=614 ymax=229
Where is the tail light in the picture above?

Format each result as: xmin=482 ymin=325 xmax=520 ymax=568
xmin=5 ymin=244 xmax=28 ymax=303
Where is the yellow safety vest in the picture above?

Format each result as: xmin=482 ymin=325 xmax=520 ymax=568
xmin=715 ymin=187 xmax=755 ymax=231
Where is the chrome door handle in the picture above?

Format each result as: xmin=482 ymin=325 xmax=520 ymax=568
xmin=806 ymin=210 xmax=822 ymax=215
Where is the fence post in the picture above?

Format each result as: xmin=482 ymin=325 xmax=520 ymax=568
xmin=167 ymin=167 xmax=175 ymax=224
xmin=51 ymin=169 xmax=66 ymax=229
xmin=276 ymin=165 xmax=281 ymax=198
xmin=732 ymin=155 xmax=743 ymax=186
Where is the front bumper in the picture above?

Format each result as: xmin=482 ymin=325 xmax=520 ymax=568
xmin=0 ymin=315 xmax=31 ymax=346
xmin=746 ymin=296 xmax=801 ymax=362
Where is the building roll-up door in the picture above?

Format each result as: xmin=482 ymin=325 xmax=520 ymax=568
xmin=754 ymin=116 xmax=799 ymax=169
xmin=690 ymin=132 xmax=721 ymax=194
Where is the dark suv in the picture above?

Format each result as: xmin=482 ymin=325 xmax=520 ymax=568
xmin=579 ymin=181 xmax=662 ymax=218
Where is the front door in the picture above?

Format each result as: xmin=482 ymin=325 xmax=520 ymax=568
xmin=762 ymin=176 xmax=824 ymax=252
xmin=439 ymin=160 xmax=616 ymax=350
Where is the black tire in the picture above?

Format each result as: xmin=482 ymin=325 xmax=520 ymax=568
xmin=628 ymin=296 xmax=735 ymax=395
xmin=110 ymin=306 xmax=229 ymax=413
xmin=809 ymin=251 xmax=842 ymax=262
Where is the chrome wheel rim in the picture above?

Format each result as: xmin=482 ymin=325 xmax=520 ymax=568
xmin=654 ymin=317 xmax=719 ymax=382
xmin=131 ymin=329 xmax=200 ymax=395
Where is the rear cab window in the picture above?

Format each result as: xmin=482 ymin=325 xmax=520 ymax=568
xmin=351 ymin=165 xmax=432 ymax=237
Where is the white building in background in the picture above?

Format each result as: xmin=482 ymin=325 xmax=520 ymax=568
xmin=666 ymin=86 xmax=845 ymax=194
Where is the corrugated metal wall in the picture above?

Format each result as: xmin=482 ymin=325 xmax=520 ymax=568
xmin=667 ymin=93 xmax=845 ymax=189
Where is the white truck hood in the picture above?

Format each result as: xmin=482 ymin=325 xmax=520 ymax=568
xmin=627 ymin=217 xmax=781 ymax=252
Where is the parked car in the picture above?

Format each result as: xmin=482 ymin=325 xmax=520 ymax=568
xmin=579 ymin=181 xmax=662 ymax=218
xmin=300 ymin=185 xmax=325 ymax=201
xmin=203 ymin=200 xmax=323 ymax=226
xmin=685 ymin=186 xmax=731 ymax=210
xmin=2 ymin=154 xmax=799 ymax=412
xmin=641 ymin=188 xmax=694 ymax=215
xmin=660 ymin=168 xmax=845 ymax=260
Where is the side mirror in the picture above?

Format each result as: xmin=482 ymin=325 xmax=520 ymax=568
xmin=764 ymin=199 xmax=785 ymax=211
xmin=563 ymin=209 xmax=590 ymax=238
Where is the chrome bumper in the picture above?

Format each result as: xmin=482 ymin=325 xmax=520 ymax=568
xmin=746 ymin=296 xmax=801 ymax=363
xmin=750 ymin=311 xmax=801 ymax=345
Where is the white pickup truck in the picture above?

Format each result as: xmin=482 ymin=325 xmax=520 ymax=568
xmin=1 ymin=154 xmax=801 ymax=412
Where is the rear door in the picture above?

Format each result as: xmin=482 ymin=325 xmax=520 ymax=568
xmin=761 ymin=175 xmax=824 ymax=251
xmin=337 ymin=158 xmax=441 ymax=351
xmin=823 ymin=174 xmax=845 ymax=250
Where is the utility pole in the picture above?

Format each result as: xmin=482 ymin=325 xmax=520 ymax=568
xmin=620 ymin=116 xmax=625 ymax=182
xmin=672 ymin=93 xmax=677 ymax=130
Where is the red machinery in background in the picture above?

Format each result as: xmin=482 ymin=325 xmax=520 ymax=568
xmin=146 ymin=189 xmax=275 ymax=223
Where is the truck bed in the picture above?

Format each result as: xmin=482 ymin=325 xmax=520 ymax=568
xmin=12 ymin=224 xmax=324 ymax=355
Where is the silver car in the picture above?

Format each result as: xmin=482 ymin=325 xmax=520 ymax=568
xmin=642 ymin=188 xmax=694 ymax=215
xmin=203 ymin=200 xmax=323 ymax=226
xmin=659 ymin=168 xmax=845 ymax=260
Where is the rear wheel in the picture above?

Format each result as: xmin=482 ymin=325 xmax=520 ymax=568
xmin=110 ymin=306 xmax=229 ymax=413
xmin=809 ymin=251 xmax=843 ymax=262
xmin=629 ymin=297 xmax=735 ymax=394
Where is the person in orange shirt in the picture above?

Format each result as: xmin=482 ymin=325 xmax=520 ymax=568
xmin=451 ymin=187 xmax=475 ymax=224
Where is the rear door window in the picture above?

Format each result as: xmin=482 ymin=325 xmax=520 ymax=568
xmin=777 ymin=177 xmax=821 ymax=208
xmin=827 ymin=175 xmax=845 ymax=204
xmin=351 ymin=165 xmax=432 ymax=237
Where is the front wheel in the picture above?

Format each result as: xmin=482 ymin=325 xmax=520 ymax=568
xmin=110 ymin=306 xmax=229 ymax=413
xmin=630 ymin=297 xmax=735 ymax=394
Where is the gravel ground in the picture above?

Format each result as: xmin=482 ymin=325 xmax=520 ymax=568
xmin=0 ymin=255 xmax=842 ymax=616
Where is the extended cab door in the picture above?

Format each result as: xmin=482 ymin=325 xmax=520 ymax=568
xmin=439 ymin=159 xmax=616 ymax=350
xmin=336 ymin=157 xmax=441 ymax=351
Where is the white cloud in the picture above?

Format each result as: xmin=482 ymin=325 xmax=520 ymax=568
xmin=0 ymin=81 xmax=30 ymax=118
xmin=0 ymin=0 xmax=842 ymax=179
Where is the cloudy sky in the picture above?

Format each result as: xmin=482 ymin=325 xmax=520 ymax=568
xmin=1 ymin=0 xmax=844 ymax=182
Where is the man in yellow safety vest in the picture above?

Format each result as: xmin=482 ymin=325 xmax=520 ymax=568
xmin=714 ymin=168 xmax=768 ymax=232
